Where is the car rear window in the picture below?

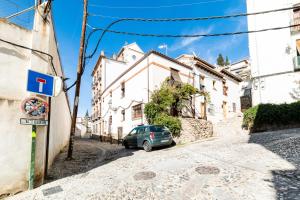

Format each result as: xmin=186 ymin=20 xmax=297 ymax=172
xmin=149 ymin=125 xmax=168 ymax=132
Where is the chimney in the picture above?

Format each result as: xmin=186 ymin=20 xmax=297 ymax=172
xmin=112 ymin=54 xmax=116 ymax=60
xmin=101 ymin=51 xmax=105 ymax=56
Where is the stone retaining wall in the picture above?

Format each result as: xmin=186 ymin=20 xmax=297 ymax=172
xmin=174 ymin=118 xmax=213 ymax=144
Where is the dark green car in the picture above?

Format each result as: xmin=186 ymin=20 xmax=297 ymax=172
xmin=122 ymin=125 xmax=173 ymax=152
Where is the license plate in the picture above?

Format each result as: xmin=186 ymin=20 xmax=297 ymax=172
xmin=161 ymin=139 xmax=169 ymax=143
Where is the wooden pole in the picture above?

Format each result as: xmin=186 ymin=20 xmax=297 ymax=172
xmin=67 ymin=0 xmax=88 ymax=159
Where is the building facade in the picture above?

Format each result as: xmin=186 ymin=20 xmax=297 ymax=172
xmin=0 ymin=4 xmax=71 ymax=196
xmin=177 ymin=55 xmax=242 ymax=122
xmin=247 ymin=0 xmax=300 ymax=105
xmin=91 ymin=43 xmax=242 ymax=141
xmin=228 ymin=59 xmax=252 ymax=111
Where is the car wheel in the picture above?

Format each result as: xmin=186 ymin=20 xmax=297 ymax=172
xmin=124 ymin=141 xmax=129 ymax=149
xmin=143 ymin=141 xmax=152 ymax=152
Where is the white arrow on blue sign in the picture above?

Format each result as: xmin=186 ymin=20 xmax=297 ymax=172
xmin=27 ymin=69 xmax=54 ymax=97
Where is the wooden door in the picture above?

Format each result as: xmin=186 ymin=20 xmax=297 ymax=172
xmin=222 ymin=101 xmax=227 ymax=119
xmin=200 ymin=102 xmax=207 ymax=119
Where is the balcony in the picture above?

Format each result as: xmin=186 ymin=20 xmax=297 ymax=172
xmin=293 ymin=56 xmax=300 ymax=71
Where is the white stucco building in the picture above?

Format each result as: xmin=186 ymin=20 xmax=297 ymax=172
xmin=227 ymin=59 xmax=252 ymax=111
xmin=177 ymin=55 xmax=242 ymax=122
xmin=247 ymin=0 xmax=300 ymax=105
xmin=91 ymin=43 xmax=242 ymax=141
xmin=0 ymin=3 xmax=71 ymax=196
xmin=75 ymin=112 xmax=92 ymax=138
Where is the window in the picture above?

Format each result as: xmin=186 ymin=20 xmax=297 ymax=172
xmin=129 ymin=128 xmax=137 ymax=135
xmin=121 ymin=82 xmax=125 ymax=97
xmin=121 ymin=110 xmax=125 ymax=121
xmin=132 ymin=55 xmax=136 ymax=60
xmin=292 ymin=7 xmax=300 ymax=33
xmin=233 ymin=103 xmax=236 ymax=113
xmin=132 ymin=104 xmax=142 ymax=120
xmin=110 ymin=90 xmax=112 ymax=97
xmin=170 ymin=68 xmax=181 ymax=84
xmin=212 ymin=80 xmax=216 ymax=90
xmin=137 ymin=127 xmax=145 ymax=135
xmin=109 ymin=116 xmax=112 ymax=125
xmin=295 ymin=40 xmax=300 ymax=71
xmin=223 ymin=81 xmax=228 ymax=96
xmin=200 ymin=76 xmax=205 ymax=90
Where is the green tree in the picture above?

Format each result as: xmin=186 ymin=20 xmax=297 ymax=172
xmin=225 ymin=56 xmax=230 ymax=66
xmin=144 ymin=79 xmax=205 ymax=136
xmin=217 ymin=54 xmax=225 ymax=66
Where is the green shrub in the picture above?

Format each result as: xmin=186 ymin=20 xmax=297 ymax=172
xmin=144 ymin=102 xmax=162 ymax=124
xmin=154 ymin=114 xmax=182 ymax=137
xmin=243 ymin=105 xmax=258 ymax=129
xmin=243 ymin=101 xmax=300 ymax=132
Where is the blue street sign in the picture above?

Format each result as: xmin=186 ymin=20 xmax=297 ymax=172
xmin=27 ymin=69 xmax=54 ymax=97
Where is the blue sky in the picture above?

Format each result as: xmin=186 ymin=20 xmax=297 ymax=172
xmin=2 ymin=0 xmax=249 ymax=116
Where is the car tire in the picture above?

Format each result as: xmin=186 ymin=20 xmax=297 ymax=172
xmin=143 ymin=141 xmax=152 ymax=152
xmin=124 ymin=141 xmax=129 ymax=149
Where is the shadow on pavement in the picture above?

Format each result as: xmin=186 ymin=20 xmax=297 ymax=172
xmin=248 ymin=129 xmax=300 ymax=200
xmin=45 ymin=138 xmax=137 ymax=184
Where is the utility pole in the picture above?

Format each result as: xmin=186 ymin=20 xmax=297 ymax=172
xmin=67 ymin=0 xmax=88 ymax=159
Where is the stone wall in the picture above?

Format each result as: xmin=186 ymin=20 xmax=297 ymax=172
xmin=174 ymin=118 xmax=213 ymax=144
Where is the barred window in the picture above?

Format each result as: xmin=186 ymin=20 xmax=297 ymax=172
xmin=132 ymin=104 xmax=142 ymax=120
xmin=121 ymin=82 xmax=125 ymax=97
xmin=121 ymin=110 xmax=125 ymax=121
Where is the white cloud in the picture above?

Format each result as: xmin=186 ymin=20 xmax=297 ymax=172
xmin=169 ymin=26 xmax=214 ymax=51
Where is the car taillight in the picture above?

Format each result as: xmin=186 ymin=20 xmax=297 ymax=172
xmin=150 ymin=132 xmax=155 ymax=140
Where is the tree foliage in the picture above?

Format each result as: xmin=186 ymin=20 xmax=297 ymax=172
xmin=144 ymin=79 xmax=203 ymax=136
xmin=217 ymin=54 xmax=230 ymax=66
xmin=225 ymin=56 xmax=230 ymax=66
xmin=217 ymin=54 xmax=225 ymax=66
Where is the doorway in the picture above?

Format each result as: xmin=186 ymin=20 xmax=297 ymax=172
xmin=117 ymin=127 xmax=123 ymax=145
xmin=222 ymin=101 xmax=227 ymax=119
xmin=200 ymin=102 xmax=207 ymax=120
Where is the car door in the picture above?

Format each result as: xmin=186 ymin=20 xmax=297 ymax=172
xmin=127 ymin=128 xmax=138 ymax=147
xmin=137 ymin=127 xmax=146 ymax=147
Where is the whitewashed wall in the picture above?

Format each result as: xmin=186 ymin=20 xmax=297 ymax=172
xmin=247 ymin=0 xmax=300 ymax=105
xmin=0 ymin=5 xmax=71 ymax=196
xmin=100 ymin=52 xmax=194 ymax=139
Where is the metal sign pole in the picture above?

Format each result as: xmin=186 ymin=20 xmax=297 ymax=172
xmin=29 ymin=125 xmax=37 ymax=189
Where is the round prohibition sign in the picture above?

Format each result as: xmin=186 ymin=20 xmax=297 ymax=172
xmin=21 ymin=97 xmax=49 ymax=118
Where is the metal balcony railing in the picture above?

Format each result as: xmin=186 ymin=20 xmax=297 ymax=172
xmin=293 ymin=56 xmax=300 ymax=71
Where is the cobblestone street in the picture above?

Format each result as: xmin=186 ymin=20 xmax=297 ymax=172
xmin=9 ymin=124 xmax=300 ymax=200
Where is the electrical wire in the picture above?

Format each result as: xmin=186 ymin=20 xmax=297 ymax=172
xmin=86 ymin=24 xmax=300 ymax=38
xmin=0 ymin=38 xmax=58 ymax=76
xmin=66 ymin=5 xmax=300 ymax=92
xmin=89 ymin=0 xmax=226 ymax=9
xmin=88 ymin=5 xmax=300 ymax=21
xmin=86 ymin=5 xmax=300 ymax=60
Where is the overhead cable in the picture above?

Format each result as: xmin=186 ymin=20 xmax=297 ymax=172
xmin=88 ymin=5 xmax=300 ymax=21
xmin=89 ymin=0 xmax=226 ymax=9
xmin=86 ymin=24 xmax=300 ymax=38
xmin=0 ymin=38 xmax=58 ymax=76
